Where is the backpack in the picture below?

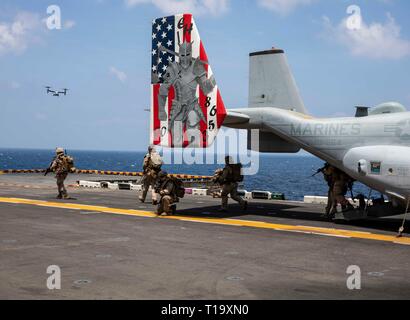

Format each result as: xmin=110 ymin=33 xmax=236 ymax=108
xmin=62 ymin=155 xmax=75 ymax=171
xmin=171 ymin=177 xmax=185 ymax=198
xmin=149 ymin=152 xmax=163 ymax=171
xmin=230 ymin=163 xmax=243 ymax=182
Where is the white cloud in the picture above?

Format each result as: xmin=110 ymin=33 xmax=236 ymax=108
xmin=63 ymin=20 xmax=76 ymax=29
xmin=0 ymin=11 xmax=43 ymax=56
xmin=124 ymin=0 xmax=229 ymax=16
xmin=322 ymin=13 xmax=410 ymax=59
xmin=257 ymin=0 xmax=315 ymax=15
xmin=109 ymin=66 xmax=128 ymax=82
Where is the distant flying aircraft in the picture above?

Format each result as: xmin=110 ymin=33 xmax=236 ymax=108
xmin=45 ymin=86 xmax=69 ymax=97
xmin=149 ymin=13 xmax=410 ymax=219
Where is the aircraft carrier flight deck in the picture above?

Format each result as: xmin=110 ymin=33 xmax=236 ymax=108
xmin=1 ymin=173 xmax=409 ymax=300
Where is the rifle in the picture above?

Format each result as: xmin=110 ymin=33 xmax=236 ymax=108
xmin=311 ymin=167 xmax=325 ymax=178
xmin=44 ymin=156 xmax=56 ymax=176
xmin=311 ymin=162 xmax=331 ymax=178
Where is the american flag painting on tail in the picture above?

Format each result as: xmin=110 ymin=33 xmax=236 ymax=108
xmin=150 ymin=13 xmax=226 ymax=148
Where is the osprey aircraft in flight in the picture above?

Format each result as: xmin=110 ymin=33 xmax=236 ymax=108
xmin=149 ymin=13 xmax=410 ymax=215
xmin=45 ymin=86 xmax=69 ymax=97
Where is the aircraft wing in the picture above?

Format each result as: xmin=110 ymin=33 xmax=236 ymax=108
xmin=224 ymin=111 xmax=250 ymax=126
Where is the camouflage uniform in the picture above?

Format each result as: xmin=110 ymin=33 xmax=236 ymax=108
xmin=330 ymin=169 xmax=354 ymax=214
xmin=322 ymin=164 xmax=335 ymax=215
xmin=210 ymin=168 xmax=223 ymax=198
xmin=50 ymin=148 xmax=71 ymax=199
xmin=139 ymin=147 xmax=161 ymax=204
xmin=219 ymin=158 xmax=247 ymax=211
xmin=155 ymin=172 xmax=177 ymax=216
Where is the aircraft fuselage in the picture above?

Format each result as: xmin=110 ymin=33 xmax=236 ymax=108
xmin=230 ymin=107 xmax=410 ymax=203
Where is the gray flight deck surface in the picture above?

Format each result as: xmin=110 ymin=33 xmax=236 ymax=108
xmin=1 ymin=173 xmax=410 ymax=300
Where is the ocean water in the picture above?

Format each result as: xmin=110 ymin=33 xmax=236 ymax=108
xmin=0 ymin=148 xmax=372 ymax=201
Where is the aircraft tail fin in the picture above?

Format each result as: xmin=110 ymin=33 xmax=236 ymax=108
xmin=248 ymin=48 xmax=307 ymax=114
xmin=150 ymin=14 xmax=227 ymax=148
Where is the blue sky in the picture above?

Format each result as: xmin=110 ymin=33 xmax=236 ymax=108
xmin=0 ymin=0 xmax=409 ymax=151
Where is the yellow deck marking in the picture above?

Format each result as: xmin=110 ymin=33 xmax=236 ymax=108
xmin=0 ymin=169 xmax=211 ymax=179
xmin=0 ymin=196 xmax=409 ymax=245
